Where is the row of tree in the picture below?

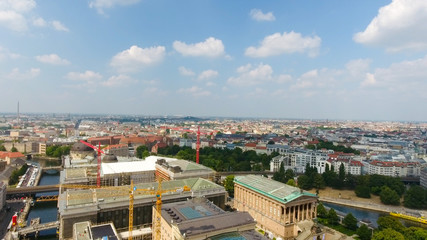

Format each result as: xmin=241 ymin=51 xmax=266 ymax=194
xmin=306 ymin=139 xmax=361 ymax=155
xmin=9 ymin=164 xmax=29 ymax=185
xmin=157 ymin=146 xmax=278 ymax=172
xmin=46 ymin=145 xmax=71 ymax=158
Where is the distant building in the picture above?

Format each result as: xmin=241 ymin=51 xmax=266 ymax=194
xmin=328 ymin=159 xmax=363 ymax=175
xmin=104 ymin=144 xmax=129 ymax=157
xmin=234 ymin=175 xmax=318 ymax=239
xmin=0 ymin=151 xmax=25 ymax=164
xmin=368 ymin=160 xmax=420 ymax=177
xmin=156 ymin=197 xmax=266 ymax=240
xmin=152 ymin=156 xmax=216 ymax=181
xmin=269 ymin=149 xmax=328 ymax=174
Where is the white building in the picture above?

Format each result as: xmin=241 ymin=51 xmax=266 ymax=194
xmin=270 ymin=149 xmax=328 ymax=174
xmin=329 ymin=159 xmax=363 ymax=175
xmin=368 ymin=161 xmax=420 ymax=177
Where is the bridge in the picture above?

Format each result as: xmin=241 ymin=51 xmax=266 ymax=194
xmin=18 ymin=221 xmax=59 ymax=236
xmin=42 ymin=166 xmax=63 ymax=172
xmin=7 ymin=185 xmax=59 ymax=195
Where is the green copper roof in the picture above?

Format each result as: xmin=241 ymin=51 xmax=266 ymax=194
xmin=234 ymin=175 xmax=317 ymax=204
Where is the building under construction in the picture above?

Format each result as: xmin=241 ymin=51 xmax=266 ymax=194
xmin=58 ymin=178 xmax=227 ymax=239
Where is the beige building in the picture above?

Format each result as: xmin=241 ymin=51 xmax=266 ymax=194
xmin=234 ymin=175 xmax=318 ymax=239
xmin=155 ymin=197 xmax=266 ymax=240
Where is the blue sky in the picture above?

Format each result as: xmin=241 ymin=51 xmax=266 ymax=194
xmin=1 ymin=0 xmax=427 ymax=121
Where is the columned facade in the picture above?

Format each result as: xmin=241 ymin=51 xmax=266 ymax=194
xmin=234 ymin=175 xmax=318 ymax=239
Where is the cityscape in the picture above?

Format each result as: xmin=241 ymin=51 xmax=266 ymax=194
xmin=1 ymin=0 xmax=427 ymax=240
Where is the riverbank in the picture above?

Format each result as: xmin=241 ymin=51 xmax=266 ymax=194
xmin=312 ymin=187 xmax=427 ymax=218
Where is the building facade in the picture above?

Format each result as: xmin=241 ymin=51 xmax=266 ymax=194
xmin=368 ymin=161 xmax=420 ymax=177
xmin=234 ymin=175 xmax=318 ymax=239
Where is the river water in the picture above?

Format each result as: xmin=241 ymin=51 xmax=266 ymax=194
xmin=26 ymin=158 xmax=60 ymax=239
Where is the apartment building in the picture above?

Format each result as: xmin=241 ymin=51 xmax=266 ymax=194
xmin=368 ymin=160 xmax=420 ymax=177
xmin=270 ymin=149 xmax=328 ymax=174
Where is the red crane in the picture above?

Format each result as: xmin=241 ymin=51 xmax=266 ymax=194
xmin=80 ymin=140 xmax=104 ymax=188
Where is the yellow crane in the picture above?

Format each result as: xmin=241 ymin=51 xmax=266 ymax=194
xmin=60 ymin=178 xmax=190 ymax=240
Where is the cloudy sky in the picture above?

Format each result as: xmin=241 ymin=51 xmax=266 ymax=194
xmin=1 ymin=0 xmax=427 ymax=121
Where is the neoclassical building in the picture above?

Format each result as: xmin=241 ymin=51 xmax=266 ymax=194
xmin=234 ymin=175 xmax=318 ymax=239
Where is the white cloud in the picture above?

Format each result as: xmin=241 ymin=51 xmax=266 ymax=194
xmin=0 ymin=0 xmax=35 ymax=32
xmin=198 ymin=70 xmax=218 ymax=80
xmin=66 ymin=71 xmax=102 ymax=83
xmin=346 ymin=59 xmax=371 ymax=77
xmin=177 ymin=86 xmax=211 ymax=97
xmin=101 ymin=74 xmax=136 ymax=87
xmin=227 ymin=63 xmax=273 ymax=86
xmin=0 ymin=10 xmax=28 ymax=31
xmin=51 ymin=20 xmax=69 ymax=32
xmin=32 ymin=17 xmax=46 ymax=27
xmin=178 ymin=66 xmax=195 ymax=76
xmin=173 ymin=37 xmax=225 ymax=57
xmin=361 ymin=73 xmax=377 ymax=87
xmin=110 ymin=45 xmax=166 ymax=72
xmin=245 ymin=31 xmax=321 ymax=58
xmin=0 ymin=47 xmax=21 ymax=61
xmin=36 ymin=54 xmax=70 ymax=65
xmin=250 ymin=9 xmax=275 ymax=21
xmin=89 ymin=0 xmax=141 ymax=14
xmin=32 ymin=18 xmax=70 ymax=32
xmin=365 ymin=55 xmax=427 ymax=90
xmin=7 ymin=67 xmax=40 ymax=80
xmin=0 ymin=0 xmax=36 ymax=13
xmin=354 ymin=0 xmax=427 ymax=52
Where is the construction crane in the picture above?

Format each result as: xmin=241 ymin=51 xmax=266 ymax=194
xmin=60 ymin=178 xmax=190 ymax=240
xmin=79 ymin=140 xmax=103 ymax=187
xmin=165 ymin=126 xmax=215 ymax=164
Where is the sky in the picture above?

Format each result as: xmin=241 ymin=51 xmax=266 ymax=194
xmin=1 ymin=0 xmax=427 ymax=121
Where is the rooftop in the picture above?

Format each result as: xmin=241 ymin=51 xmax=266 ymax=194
xmin=234 ymin=175 xmax=317 ymax=204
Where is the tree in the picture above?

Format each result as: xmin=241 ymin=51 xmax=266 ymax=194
xmin=284 ymin=169 xmax=295 ymax=182
xmin=297 ymin=175 xmax=312 ymax=190
xmin=355 ymin=185 xmax=371 ymax=198
xmin=136 ymin=145 xmax=148 ymax=159
xmin=327 ymin=208 xmax=339 ymax=225
xmin=286 ymin=179 xmax=296 ymax=187
xmin=335 ymin=162 xmax=345 ymax=189
xmin=273 ymin=162 xmax=286 ymax=183
xmin=342 ymin=213 xmax=358 ymax=230
xmin=403 ymin=227 xmax=427 ymax=240
xmin=377 ymin=216 xmax=404 ymax=232
xmin=357 ymin=224 xmax=372 ymax=240
xmin=317 ymin=202 xmax=327 ymax=218
xmin=11 ymin=146 xmax=18 ymax=152
xmin=267 ymin=140 xmax=275 ymax=145
xmin=0 ymin=145 xmax=6 ymax=151
xmin=372 ymin=228 xmax=404 ymax=240
xmin=380 ymin=186 xmax=400 ymax=205
xmin=223 ymin=175 xmax=235 ymax=197
xmin=404 ymin=185 xmax=426 ymax=209
xmin=313 ymin=174 xmax=325 ymax=191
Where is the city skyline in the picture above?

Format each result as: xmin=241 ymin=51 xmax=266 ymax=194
xmin=1 ymin=0 xmax=427 ymax=121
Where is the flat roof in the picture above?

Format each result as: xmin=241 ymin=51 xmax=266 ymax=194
xmin=101 ymin=160 xmax=156 ymax=175
xmin=61 ymin=178 xmax=225 ymax=208
xmin=161 ymin=198 xmax=257 ymax=238
xmin=234 ymin=175 xmax=317 ymax=204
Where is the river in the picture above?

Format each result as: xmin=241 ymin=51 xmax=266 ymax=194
xmin=26 ymin=159 xmax=60 ymax=239
xmin=323 ymin=202 xmax=426 ymax=229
